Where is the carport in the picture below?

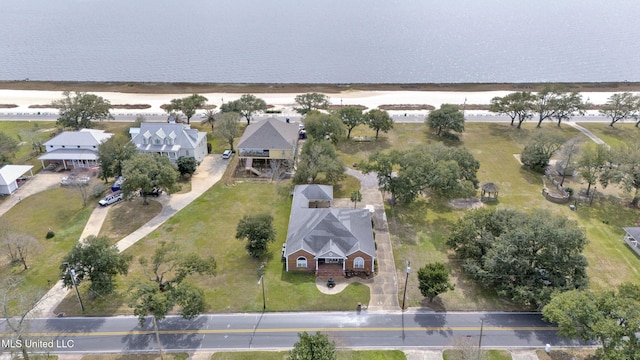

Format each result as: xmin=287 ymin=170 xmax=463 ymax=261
xmin=0 ymin=165 xmax=34 ymax=195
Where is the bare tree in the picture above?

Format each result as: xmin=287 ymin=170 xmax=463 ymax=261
xmin=0 ymin=277 xmax=46 ymax=360
xmin=2 ymin=233 xmax=39 ymax=270
xmin=72 ymin=179 xmax=92 ymax=208
xmin=449 ymin=336 xmax=482 ymax=360
xmin=557 ymin=137 xmax=583 ymax=186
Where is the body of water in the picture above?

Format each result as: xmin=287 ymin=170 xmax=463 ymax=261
xmin=1 ymin=0 xmax=639 ymax=83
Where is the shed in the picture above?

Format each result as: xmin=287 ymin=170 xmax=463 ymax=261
xmin=481 ymin=182 xmax=499 ymax=202
xmin=0 ymin=165 xmax=34 ymax=195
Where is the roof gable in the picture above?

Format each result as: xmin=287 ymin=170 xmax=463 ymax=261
xmin=238 ymin=118 xmax=299 ymax=150
xmin=286 ymin=209 xmax=375 ymax=258
xmin=131 ymin=123 xmax=205 ymax=149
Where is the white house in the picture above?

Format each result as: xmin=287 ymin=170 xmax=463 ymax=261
xmin=0 ymin=165 xmax=34 ymax=195
xmin=38 ymin=129 xmax=114 ymax=170
xmin=130 ymin=123 xmax=207 ymax=164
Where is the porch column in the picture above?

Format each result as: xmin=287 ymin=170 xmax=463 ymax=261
xmin=315 ymin=258 xmax=318 ymax=271
xmin=342 ymin=259 xmax=346 ymax=271
xmin=40 ymin=160 xmax=45 ymax=169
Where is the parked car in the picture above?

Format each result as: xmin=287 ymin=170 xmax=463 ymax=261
xmin=140 ymin=188 xmax=163 ymax=197
xmin=112 ymin=176 xmax=125 ymax=192
xmin=98 ymin=191 xmax=123 ymax=206
xmin=222 ymin=150 xmax=233 ymax=159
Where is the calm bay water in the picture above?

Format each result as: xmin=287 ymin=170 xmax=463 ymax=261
xmin=1 ymin=0 xmax=639 ymax=83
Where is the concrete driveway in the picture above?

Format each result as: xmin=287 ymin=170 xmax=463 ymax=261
xmin=30 ymin=155 xmax=228 ymax=317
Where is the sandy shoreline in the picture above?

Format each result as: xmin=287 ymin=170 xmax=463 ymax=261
xmin=1 ymin=81 xmax=639 ymax=115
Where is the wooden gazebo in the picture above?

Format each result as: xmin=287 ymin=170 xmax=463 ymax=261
xmin=481 ymin=182 xmax=499 ymax=202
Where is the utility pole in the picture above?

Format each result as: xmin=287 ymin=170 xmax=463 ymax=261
xmin=64 ymin=262 xmax=84 ymax=312
xmin=478 ymin=318 xmax=484 ymax=360
xmin=258 ymin=275 xmax=266 ymax=310
xmin=401 ymin=260 xmax=410 ymax=310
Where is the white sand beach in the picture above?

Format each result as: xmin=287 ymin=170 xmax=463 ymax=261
xmin=0 ymin=89 xmax=631 ymax=116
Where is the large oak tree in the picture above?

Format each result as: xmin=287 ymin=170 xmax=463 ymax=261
xmin=121 ymin=153 xmax=180 ymax=205
xmin=447 ymin=208 xmax=588 ymax=308
xmin=53 ymin=91 xmax=113 ymax=130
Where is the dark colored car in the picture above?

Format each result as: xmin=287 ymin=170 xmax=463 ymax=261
xmin=141 ymin=188 xmax=163 ymax=197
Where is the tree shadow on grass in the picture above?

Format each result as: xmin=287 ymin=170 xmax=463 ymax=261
xmin=337 ymin=137 xmax=391 ymax=162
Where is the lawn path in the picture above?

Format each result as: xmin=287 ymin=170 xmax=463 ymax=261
xmin=345 ymin=167 xmax=400 ymax=311
xmin=30 ymin=155 xmax=228 ymax=317
xmin=567 ymin=121 xmax=608 ymax=147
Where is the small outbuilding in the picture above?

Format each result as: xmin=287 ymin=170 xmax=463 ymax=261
xmin=0 ymin=165 xmax=34 ymax=195
xmin=481 ymin=182 xmax=499 ymax=202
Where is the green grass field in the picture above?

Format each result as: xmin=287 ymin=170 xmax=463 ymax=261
xmin=5 ymin=118 xmax=640 ymax=316
xmin=57 ymin=181 xmax=369 ymax=315
xmin=0 ymin=188 xmax=93 ymax=309
xmin=338 ymin=121 xmax=640 ymax=310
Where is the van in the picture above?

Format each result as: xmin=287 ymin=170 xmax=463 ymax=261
xmin=99 ymin=191 xmax=123 ymax=206
xmin=222 ymin=150 xmax=233 ymax=159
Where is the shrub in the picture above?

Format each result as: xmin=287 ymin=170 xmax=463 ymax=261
xmin=46 ymin=230 xmax=55 ymax=239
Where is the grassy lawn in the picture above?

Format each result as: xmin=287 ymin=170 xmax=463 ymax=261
xmin=210 ymin=350 xmax=406 ymax=360
xmin=336 ymin=122 xmax=640 ymax=311
xmin=443 ymin=349 xmax=511 ymax=360
xmin=0 ymin=121 xmax=57 ymax=171
xmin=97 ymin=198 xmax=163 ymax=242
xmin=57 ymin=182 xmax=370 ymax=315
xmin=577 ymin=122 xmax=639 ymax=148
xmin=334 ymin=174 xmax=361 ymax=198
xmin=0 ymin=188 xmax=93 ymax=310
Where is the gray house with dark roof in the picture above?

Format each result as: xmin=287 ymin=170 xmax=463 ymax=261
xmin=237 ymin=118 xmax=299 ymax=160
xmin=130 ymin=123 xmax=207 ymax=164
xmin=284 ymin=185 xmax=376 ymax=276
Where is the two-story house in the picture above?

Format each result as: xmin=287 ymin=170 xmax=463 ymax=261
xmin=38 ymin=129 xmax=113 ymax=170
xmin=129 ymin=123 xmax=207 ymax=164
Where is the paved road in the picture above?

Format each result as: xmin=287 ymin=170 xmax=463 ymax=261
xmin=0 ymin=312 xmax=588 ymax=354
xmin=0 ymin=111 xmax=616 ymax=124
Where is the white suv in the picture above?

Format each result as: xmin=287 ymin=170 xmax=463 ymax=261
xmin=99 ymin=191 xmax=123 ymax=206
xmin=222 ymin=150 xmax=233 ymax=159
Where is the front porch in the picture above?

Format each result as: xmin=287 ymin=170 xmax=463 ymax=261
xmin=315 ymin=263 xmax=345 ymax=277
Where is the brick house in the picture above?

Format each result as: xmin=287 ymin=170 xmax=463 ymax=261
xmin=284 ymin=185 xmax=375 ymax=276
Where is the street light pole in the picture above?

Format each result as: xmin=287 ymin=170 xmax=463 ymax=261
xmin=64 ymin=262 xmax=84 ymax=312
xmin=401 ymin=260 xmax=410 ymax=310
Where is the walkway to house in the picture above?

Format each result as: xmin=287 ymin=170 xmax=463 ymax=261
xmin=345 ymin=167 xmax=400 ymax=312
xmin=30 ymin=155 xmax=228 ymax=317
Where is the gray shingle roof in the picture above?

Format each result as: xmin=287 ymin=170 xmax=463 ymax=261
xmin=131 ymin=123 xmax=204 ymax=150
xmin=624 ymin=227 xmax=640 ymax=241
xmin=291 ymin=184 xmax=333 ymax=209
xmin=285 ymin=185 xmax=375 ymax=259
xmin=238 ymin=118 xmax=299 ymax=150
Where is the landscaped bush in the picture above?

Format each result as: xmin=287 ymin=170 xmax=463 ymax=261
xmin=46 ymin=230 xmax=55 ymax=239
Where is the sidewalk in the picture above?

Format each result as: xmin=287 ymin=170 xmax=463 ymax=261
xmin=30 ymin=155 xmax=228 ymax=317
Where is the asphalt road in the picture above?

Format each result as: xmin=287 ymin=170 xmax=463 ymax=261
xmin=0 ymin=312 xmax=589 ymax=354
xmin=0 ymin=111 xmax=615 ymax=124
